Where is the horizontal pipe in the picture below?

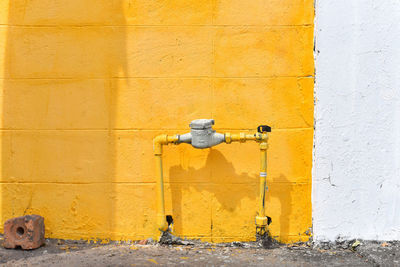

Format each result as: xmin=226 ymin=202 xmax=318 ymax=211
xmin=224 ymin=132 xmax=268 ymax=144
xmin=153 ymin=130 xmax=270 ymax=236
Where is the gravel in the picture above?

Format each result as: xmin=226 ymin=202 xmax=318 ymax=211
xmin=0 ymin=236 xmax=399 ymax=266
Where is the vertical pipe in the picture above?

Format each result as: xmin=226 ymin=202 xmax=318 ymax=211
xmin=256 ymin=141 xmax=268 ymax=236
xmin=259 ymin=142 xmax=267 ymax=218
xmin=155 ymin=153 xmax=168 ymax=232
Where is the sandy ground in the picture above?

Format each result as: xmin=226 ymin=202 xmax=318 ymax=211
xmin=0 ymin=237 xmax=399 ymax=266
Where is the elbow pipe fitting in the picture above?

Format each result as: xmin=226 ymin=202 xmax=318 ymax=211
xmin=153 ymin=134 xmax=179 ymax=154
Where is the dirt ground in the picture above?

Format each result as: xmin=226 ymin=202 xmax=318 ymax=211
xmin=0 ymin=236 xmax=399 ymax=266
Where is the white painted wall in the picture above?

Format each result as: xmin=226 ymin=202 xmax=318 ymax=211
xmin=314 ymin=0 xmax=400 ymax=241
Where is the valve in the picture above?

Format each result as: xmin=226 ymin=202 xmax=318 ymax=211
xmin=257 ymin=125 xmax=272 ymax=133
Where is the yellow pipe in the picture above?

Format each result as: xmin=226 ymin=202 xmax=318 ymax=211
xmin=259 ymin=142 xmax=267 ymax=217
xmin=255 ymin=142 xmax=269 ymax=236
xmin=155 ymin=154 xmax=168 ymax=232
xmin=153 ymin=134 xmax=178 ymax=232
xmin=153 ymin=130 xmax=269 ymax=236
xmin=225 ymin=132 xmax=267 ymax=144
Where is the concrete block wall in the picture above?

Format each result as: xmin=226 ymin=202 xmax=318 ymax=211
xmin=314 ymin=0 xmax=400 ymax=241
xmin=0 ymin=0 xmax=314 ymax=243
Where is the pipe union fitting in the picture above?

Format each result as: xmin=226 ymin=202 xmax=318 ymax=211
xmin=255 ymin=216 xmax=269 ymax=227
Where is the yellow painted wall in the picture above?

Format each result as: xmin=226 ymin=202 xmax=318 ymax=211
xmin=0 ymin=0 xmax=314 ymax=243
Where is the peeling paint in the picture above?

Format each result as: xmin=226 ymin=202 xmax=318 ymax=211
xmin=314 ymin=0 xmax=400 ymax=241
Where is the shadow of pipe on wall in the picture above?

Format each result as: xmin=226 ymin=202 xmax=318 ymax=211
xmin=269 ymin=174 xmax=293 ymax=242
xmin=167 ymin=148 xmax=294 ymax=242
xmin=168 ymin=149 xmax=256 ymax=241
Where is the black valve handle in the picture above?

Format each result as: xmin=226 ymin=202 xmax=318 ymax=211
xmin=257 ymin=125 xmax=271 ymax=133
